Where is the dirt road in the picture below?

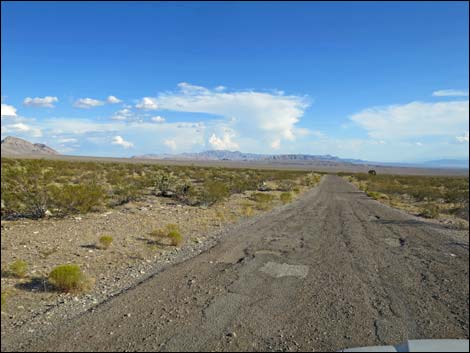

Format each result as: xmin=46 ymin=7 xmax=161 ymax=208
xmin=3 ymin=175 xmax=469 ymax=352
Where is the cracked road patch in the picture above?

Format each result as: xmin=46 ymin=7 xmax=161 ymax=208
xmin=259 ymin=261 xmax=309 ymax=279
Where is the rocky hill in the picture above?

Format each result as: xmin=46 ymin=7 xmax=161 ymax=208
xmin=1 ymin=136 xmax=58 ymax=156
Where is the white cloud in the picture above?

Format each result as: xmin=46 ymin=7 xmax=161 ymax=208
xmin=456 ymin=131 xmax=469 ymax=143
xmin=74 ymin=98 xmax=105 ymax=109
xmin=107 ymin=95 xmax=122 ymax=104
xmin=432 ymin=89 xmax=469 ymax=97
xmin=163 ymin=139 xmax=177 ymax=150
xmin=111 ymin=108 xmax=134 ymax=121
xmin=350 ymin=100 xmax=469 ymax=140
xmin=135 ymin=97 xmax=158 ymax=110
xmin=208 ymin=132 xmax=239 ymax=150
xmin=111 ymin=135 xmax=133 ymax=149
xmin=57 ymin=138 xmax=78 ymax=144
xmin=415 ymin=142 xmax=423 ymax=146
xmin=1 ymin=103 xmax=17 ymax=117
xmin=151 ymin=116 xmax=166 ymax=123
xmin=153 ymin=82 xmax=309 ymax=148
xmin=2 ymin=122 xmax=42 ymax=137
xmin=270 ymin=139 xmax=281 ymax=150
xmin=23 ymin=96 xmax=58 ymax=108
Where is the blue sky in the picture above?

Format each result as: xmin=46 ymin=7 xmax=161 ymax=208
xmin=1 ymin=1 xmax=468 ymax=162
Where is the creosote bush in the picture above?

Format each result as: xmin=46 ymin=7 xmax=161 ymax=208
xmin=98 ymin=235 xmax=113 ymax=249
xmin=48 ymin=264 xmax=90 ymax=292
xmin=9 ymin=259 xmax=28 ymax=278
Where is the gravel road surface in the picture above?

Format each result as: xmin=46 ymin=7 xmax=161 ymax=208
xmin=3 ymin=175 xmax=469 ymax=352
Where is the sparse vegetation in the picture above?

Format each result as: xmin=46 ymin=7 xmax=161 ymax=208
xmin=98 ymin=235 xmax=114 ymax=249
xmin=9 ymin=259 xmax=28 ymax=278
xmin=280 ymin=192 xmax=293 ymax=204
xmin=1 ymin=291 xmax=6 ymax=308
xmin=48 ymin=264 xmax=90 ymax=292
xmin=149 ymin=224 xmax=183 ymax=247
xmin=1 ymin=158 xmax=315 ymax=220
xmin=342 ymin=172 xmax=469 ymax=221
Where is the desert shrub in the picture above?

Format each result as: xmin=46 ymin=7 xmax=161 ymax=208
xmin=198 ymin=181 xmax=230 ymax=206
xmin=420 ymin=203 xmax=440 ymax=219
xmin=303 ymin=173 xmax=322 ymax=187
xmin=1 ymin=160 xmax=55 ymax=218
xmin=241 ymin=204 xmax=254 ymax=217
xmin=48 ymin=264 xmax=90 ymax=292
xmin=9 ymin=259 xmax=28 ymax=278
xmin=149 ymin=224 xmax=183 ymax=246
xmin=98 ymin=235 xmax=113 ymax=249
xmin=174 ymin=178 xmax=194 ymax=202
xmin=50 ymin=183 xmax=106 ymax=214
xmin=367 ymin=191 xmax=389 ymax=201
xmin=277 ymin=180 xmax=295 ymax=192
xmin=251 ymin=192 xmax=274 ymax=210
xmin=154 ymin=170 xmax=177 ymax=197
xmin=280 ymin=192 xmax=293 ymax=204
xmin=109 ymin=178 xmax=143 ymax=206
xmin=251 ymin=192 xmax=274 ymax=203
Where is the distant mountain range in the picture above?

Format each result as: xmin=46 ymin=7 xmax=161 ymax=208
xmin=132 ymin=150 xmax=469 ymax=169
xmin=1 ymin=136 xmax=58 ymax=156
xmin=1 ymin=136 xmax=467 ymax=170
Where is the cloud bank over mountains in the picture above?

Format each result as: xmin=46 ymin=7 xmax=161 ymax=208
xmin=1 ymin=84 xmax=468 ymax=161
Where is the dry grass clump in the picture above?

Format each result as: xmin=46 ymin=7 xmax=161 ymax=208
xmin=9 ymin=259 xmax=28 ymax=278
xmin=48 ymin=264 xmax=91 ymax=293
xmin=280 ymin=192 xmax=293 ymax=204
xmin=149 ymin=224 xmax=183 ymax=247
xmin=98 ymin=235 xmax=114 ymax=249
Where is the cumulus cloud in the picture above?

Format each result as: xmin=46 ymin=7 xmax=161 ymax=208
xmin=107 ymin=95 xmax=122 ymax=104
xmin=2 ymin=122 xmax=42 ymax=137
xmin=208 ymin=132 xmax=239 ymax=150
xmin=111 ymin=135 xmax=133 ymax=148
xmin=456 ymin=131 xmax=469 ymax=143
xmin=1 ymin=103 xmax=17 ymax=117
xmin=23 ymin=96 xmax=58 ymax=108
xmin=111 ymin=108 xmax=134 ymax=121
xmin=152 ymin=82 xmax=309 ymax=149
xmin=432 ymin=89 xmax=469 ymax=97
xmin=151 ymin=116 xmax=165 ymax=123
xmin=350 ymin=100 xmax=469 ymax=140
xmin=135 ymin=97 xmax=158 ymax=110
xmin=74 ymin=98 xmax=105 ymax=109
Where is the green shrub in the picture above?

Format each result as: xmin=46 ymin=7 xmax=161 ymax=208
xmin=420 ymin=204 xmax=440 ymax=219
xmin=50 ymin=183 xmax=105 ymax=214
xmin=149 ymin=224 xmax=183 ymax=247
xmin=154 ymin=171 xmax=177 ymax=197
xmin=98 ymin=235 xmax=113 ymax=249
xmin=199 ymin=181 xmax=230 ymax=206
xmin=280 ymin=192 xmax=293 ymax=204
xmin=9 ymin=259 xmax=28 ymax=278
xmin=48 ymin=264 xmax=90 ymax=292
xmin=251 ymin=192 xmax=274 ymax=210
xmin=278 ymin=180 xmax=295 ymax=192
